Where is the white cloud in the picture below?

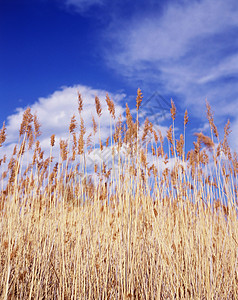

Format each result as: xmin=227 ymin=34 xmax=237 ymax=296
xmin=5 ymin=84 xmax=126 ymax=156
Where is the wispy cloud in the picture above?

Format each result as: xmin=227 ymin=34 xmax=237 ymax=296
xmin=101 ymin=0 xmax=238 ymax=148
xmin=63 ymin=0 xmax=105 ymax=12
xmin=105 ymin=0 xmax=238 ymax=67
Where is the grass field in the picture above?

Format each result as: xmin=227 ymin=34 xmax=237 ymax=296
xmin=0 ymin=90 xmax=237 ymax=299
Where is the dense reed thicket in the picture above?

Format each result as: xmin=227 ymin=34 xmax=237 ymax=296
xmin=0 ymin=89 xmax=237 ymax=299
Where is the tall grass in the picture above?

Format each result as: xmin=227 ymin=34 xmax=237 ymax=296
xmin=0 ymin=89 xmax=237 ymax=299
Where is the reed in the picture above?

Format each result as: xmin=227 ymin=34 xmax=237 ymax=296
xmin=0 ymin=91 xmax=237 ymax=299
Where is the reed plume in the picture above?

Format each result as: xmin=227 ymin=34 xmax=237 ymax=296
xmin=95 ymin=95 xmax=102 ymax=117
xmin=136 ymin=88 xmax=143 ymax=111
xmin=0 ymin=122 xmax=6 ymax=147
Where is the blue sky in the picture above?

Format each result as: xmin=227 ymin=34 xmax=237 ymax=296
xmin=1 ymin=0 xmax=238 ymax=153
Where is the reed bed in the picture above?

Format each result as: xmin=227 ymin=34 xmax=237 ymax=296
xmin=0 ymin=89 xmax=237 ymax=299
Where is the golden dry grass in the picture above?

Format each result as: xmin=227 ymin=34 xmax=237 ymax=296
xmin=0 ymin=89 xmax=237 ymax=299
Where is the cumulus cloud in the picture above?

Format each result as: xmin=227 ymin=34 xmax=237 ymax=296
xmin=6 ymin=84 xmax=125 ymax=146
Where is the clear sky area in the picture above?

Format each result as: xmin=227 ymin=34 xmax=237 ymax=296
xmin=1 ymin=0 xmax=238 ymax=152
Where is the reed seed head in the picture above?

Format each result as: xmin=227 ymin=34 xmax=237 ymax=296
xmin=184 ymin=109 xmax=189 ymax=127
xmin=50 ymin=134 xmax=55 ymax=147
xmin=194 ymin=132 xmax=214 ymax=152
xmin=60 ymin=139 xmax=68 ymax=161
xmin=167 ymin=125 xmax=173 ymax=145
xmin=136 ymin=88 xmax=143 ymax=111
xmin=95 ymin=96 xmax=102 ymax=117
xmin=105 ymin=93 xmax=115 ymax=119
xmin=33 ymin=114 xmax=41 ymax=139
xmin=206 ymin=100 xmax=219 ymax=139
xmin=170 ymin=99 xmax=176 ymax=121
xmin=78 ymin=116 xmax=86 ymax=155
xmin=0 ymin=122 xmax=6 ymax=147
xmin=78 ymin=92 xmax=83 ymax=114
xmin=69 ymin=115 xmax=77 ymax=134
